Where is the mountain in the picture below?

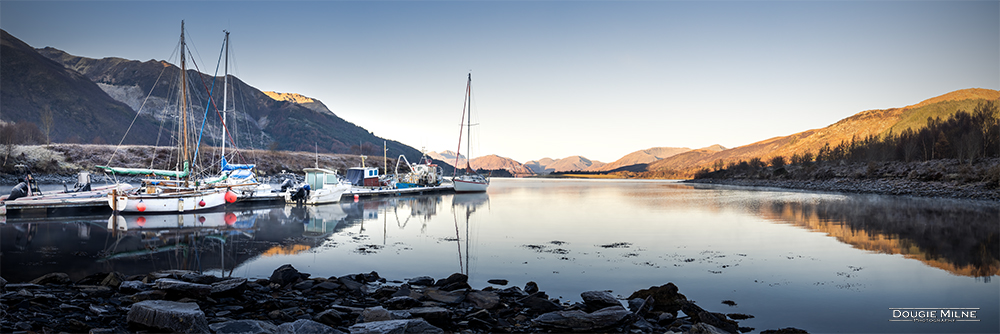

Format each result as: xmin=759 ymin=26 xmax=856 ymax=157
xmin=595 ymin=146 xmax=693 ymax=171
xmin=0 ymin=29 xmax=161 ymax=145
xmin=525 ymin=156 xmax=604 ymax=174
xmin=524 ymin=158 xmax=556 ymax=174
xmin=20 ymin=31 xmax=422 ymax=160
xmin=427 ymin=150 xmax=466 ymax=167
xmin=646 ymin=88 xmax=1000 ymax=175
xmin=263 ymin=91 xmax=334 ymax=116
xmin=470 ymin=154 xmax=533 ymax=175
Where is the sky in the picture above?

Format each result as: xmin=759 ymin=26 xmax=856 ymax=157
xmin=2 ymin=1 xmax=998 ymax=163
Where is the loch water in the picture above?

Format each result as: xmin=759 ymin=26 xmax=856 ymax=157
xmin=2 ymin=178 xmax=997 ymax=333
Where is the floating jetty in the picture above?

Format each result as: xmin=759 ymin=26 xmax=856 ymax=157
xmin=345 ymin=183 xmax=454 ymax=198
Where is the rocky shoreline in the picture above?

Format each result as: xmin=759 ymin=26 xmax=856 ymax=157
xmin=1 ymin=265 xmax=807 ymax=334
xmin=686 ymin=159 xmax=1000 ymax=201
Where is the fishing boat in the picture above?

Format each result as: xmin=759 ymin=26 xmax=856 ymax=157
xmin=394 ymin=153 xmax=444 ymax=189
xmin=285 ymin=168 xmax=351 ymax=205
xmin=452 ymin=73 xmax=489 ymax=193
xmin=99 ymin=21 xmax=237 ymax=213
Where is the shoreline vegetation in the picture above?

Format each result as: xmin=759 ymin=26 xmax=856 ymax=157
xmin=0 ymin=264 xmax=807 ymax=334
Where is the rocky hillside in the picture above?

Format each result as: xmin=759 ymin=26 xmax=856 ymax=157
xmin=647 ymin=89 xmax=1000 ymax=175
xmin=263 ymin=91 xmax=335 ymax=116
xmin=0 ymin=29 xmax=423 ymax=161
xmin=0 ymin=30 xmax=160 ymax=145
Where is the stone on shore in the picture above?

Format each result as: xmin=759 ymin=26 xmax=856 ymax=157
xmin=467 ymin=290 xmax=500 ymax=309
xmin=406 ymin=276 xmax=435 ymax=286
xmin=209 ymin=319 xmax=278 ymax=334
xmin=127 ymin=300 xmax=210 ymax=333
xmin=30 ymin=272 xmax=71 ymax=285
xmin=270 ymin=264 xmax=306 ymax=287
xmin=154 ymin=277 xmax=212 ymax=297
xmin=277 ymin=319 xmax=344 ymax=334
xmin=532 ymin=305 xmax=632 ymax=331
xmin=348 ymin=319 xmax=444 ymax=334
xmin=581 ymin=290 xmax=621 ymax=311
xmin=628 ymin=282 xmax=687 ymax=315
xmin=211 ymin=277 xmax=248 ymax=296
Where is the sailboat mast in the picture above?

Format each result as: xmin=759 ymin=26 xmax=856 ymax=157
xmin=180 ymin=20 xmax=190 ymax=184
xmin=466 ymin=73 xmax=472 ymax=172
xmin=222 ymin=30 xmax=229 ymax=162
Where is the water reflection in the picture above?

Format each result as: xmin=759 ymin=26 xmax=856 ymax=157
xmin=657 ymin=183 xmax=1000 ymax=279
xmin=753 ymin=196 xmax=1000 ymax=279
xmin=0 ymin=205 xmax=314 ymax=283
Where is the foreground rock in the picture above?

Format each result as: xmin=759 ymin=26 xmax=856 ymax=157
xmin=0 ymin=265 xmax=808 ymax=333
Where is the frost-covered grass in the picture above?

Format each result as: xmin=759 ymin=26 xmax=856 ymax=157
xmin=1 ymin=144 xmax=393 ymax=178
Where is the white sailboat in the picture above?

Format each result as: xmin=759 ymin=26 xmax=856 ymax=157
xmin=100 ymin=21 xmax=236 ymax=213
xmin=452 ymin=73 xmax=489 ymax=193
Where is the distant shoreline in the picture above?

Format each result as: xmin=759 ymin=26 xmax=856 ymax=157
xmin=683 ymin=159 xmax=1000 ymax=201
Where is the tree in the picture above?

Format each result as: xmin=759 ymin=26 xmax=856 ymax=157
xmin=769 ymin=156 xmax=786 ymax=168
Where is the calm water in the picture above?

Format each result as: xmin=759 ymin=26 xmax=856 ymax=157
xmin=2 ymin=178 xmax=997 ymax=333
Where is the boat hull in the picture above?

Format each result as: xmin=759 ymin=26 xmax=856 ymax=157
xmin=285 ymin=184 xmax=350 ymax=205
xmin=453 ymin=178 xmax=488 ymax=193
xmin=109 ymin=188 xmax=229 ymax=213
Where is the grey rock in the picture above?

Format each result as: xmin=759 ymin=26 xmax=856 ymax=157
xmin=181 ymin=272 xmax=219 ymax=284
xmin=270 ymin=264 xmax=303 ymax=287
xmin=314 ymin=281 xmax=342 ymax=291
xmin=293 ymin=280 xmax=315 ymax=290
xmin=127 ymin=300 xmax=210 ymax=333
xmin=130 ymin=289 xmax=167 ymax=302
xmin=581 ymin=290 xmax=620 ymax=311
xmin=277 ymin=319 xmax=344 ymax=334
xmin=209 ymin=319 xmax=278 ymax=334
xmin=520 ymin=295 xmax=562 ymax=313
xmin=385 ymin=296 xmax=421 ymax=310
xmin=405 ymin=307 xmax=451 ymax=325
xmin=487 ymin=279 xmax=508 ymax=286
xmin=30 ymin=272 xmax=71 ymax=285
xmin=466 ymin=290 xmax=499 ymax=310
xmin=314 ymin=309 xmax=346 ymax=326
xmin=360 ymin=306 xmax=409 ymax=322
xmin=0 ymin=276 xmax=6 ymax=291
xmin=434 ymin=273 xmax=467 ymax=287
xmin=119 ymin=280 xmax=151 ymax=294
xmin=532 ymin=305 xmax=631 ymax=331
xmin=690 ymin=322 xmax=732 ymax=334
xmin=348 ymin=319 xmax=443 ymax=334
xmin=524 ymin=281 xmax=539 ymax=294
xmin=149 ymin=269 xmax=196 ymax=280
xmin=154 ymin=278 xmax=211 ymax=296
xmin=406 ymin=276 xmax=434 ymax=286
xmin=424 ymin=287 xmax=465 ymax=304
xmin=100 ymin=272 xmax=126 ymax=288
xmin=211 ymin=278 xmax=248 ymax=296
xmin=338 ymin=276 xmax=366 ymax=293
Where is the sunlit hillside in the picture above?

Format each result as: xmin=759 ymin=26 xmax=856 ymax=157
xmin=647 ymin=88 xmax=1000 ymax=175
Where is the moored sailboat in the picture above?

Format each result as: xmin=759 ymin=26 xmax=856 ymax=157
xmin=100 ymin=21 xmax=237 ymax=213
xmin=452 ymin=73 xmax=489 ymax=193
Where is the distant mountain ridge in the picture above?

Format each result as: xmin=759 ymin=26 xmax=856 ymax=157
xmin=263 ymin=91 xmax=335 ymax=116
xmin=525 ymin=156 xmax=605 ymax=174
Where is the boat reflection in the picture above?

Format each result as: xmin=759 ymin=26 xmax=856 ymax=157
xmin=1 ymin=205 xmax=311 ymax=283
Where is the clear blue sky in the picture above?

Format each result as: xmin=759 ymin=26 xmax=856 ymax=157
xmin=2 ymin=1 xmax=997 ymax=163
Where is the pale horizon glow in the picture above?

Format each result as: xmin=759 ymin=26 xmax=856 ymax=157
xmin=2 ymin=1 xmax=997 ymax=163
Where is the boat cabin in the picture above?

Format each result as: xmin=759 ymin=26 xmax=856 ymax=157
xmin=303 ymin=168 xmax=342 ymax=190
xmin=346 ymin=167 xmax=380 ymax=187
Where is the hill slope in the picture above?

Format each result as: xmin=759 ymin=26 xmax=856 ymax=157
xmin=647 ymin=88 xmax=1000 ymax=175
xmin=470 ymin=154 xmax=533 ymax=175
xmin=0 ymin=30 xmax=160 ymax=144
xmin=596 ymin=147 xmax=692 ymax=171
